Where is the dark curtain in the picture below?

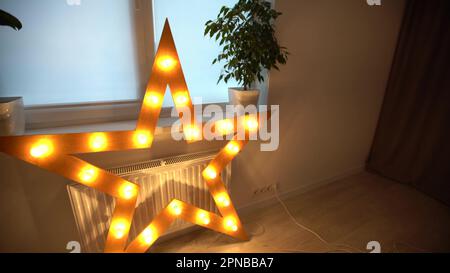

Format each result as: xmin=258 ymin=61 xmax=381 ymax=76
xmin=368 ymin=0 xmax=450 ymax=205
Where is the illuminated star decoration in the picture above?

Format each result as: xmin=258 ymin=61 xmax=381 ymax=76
xmin=0 ymin=20 xmax=269 ymax=253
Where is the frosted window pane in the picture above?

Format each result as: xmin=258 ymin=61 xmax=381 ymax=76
xmin=0 ymin=0 xmax=140 ymax=106
xmin=153 ymin=0 xmax=239 ymax=107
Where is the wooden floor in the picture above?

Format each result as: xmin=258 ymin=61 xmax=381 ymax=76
xmin=152 ymin=172 xmax=450 ymax=253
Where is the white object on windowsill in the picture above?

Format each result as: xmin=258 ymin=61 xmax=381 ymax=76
xmin=228 ymin=88 xmax=260 ymax=107
xmin=0 ymin=97 xmax=25 ymax=136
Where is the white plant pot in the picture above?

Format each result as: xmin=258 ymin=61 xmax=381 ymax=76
xmin=0 ymin=97 xmax=25 ymax=136
xmin=228 ymin=88 xmax=260 ymax=107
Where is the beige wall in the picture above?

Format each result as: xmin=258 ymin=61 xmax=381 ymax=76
xmin=230 ymin=0 xmax=406 ymax=206
xmin=0 ymin=0 xmax=406 ymax=252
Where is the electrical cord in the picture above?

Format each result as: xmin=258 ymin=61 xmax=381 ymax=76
xmin=274 ymin=188 xmax=436 ymax=253
xmin=185 ymin=189 xmax=431 ymax=253
xmin=247 ymin=221 xmax=266 ymax=237
xmin=274 ymin=187 xmax=364 ymax=253
xmin=195 ymin=191 xmax=362 ymax=253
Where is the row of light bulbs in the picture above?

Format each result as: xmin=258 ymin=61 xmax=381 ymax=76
xmin=201 ymin=141 xmax=241 ymax=182
xmin=111 ymin=204 xmax=239 ymax=243
xmin=166 ymin=201 xmax=238 ymax=232
xmin=28 ymin=120 xmax=255 ymax=160
xmin=78 ymin=165 xmax=137 ymax=199
xmin=135 ymin=218 xmax=238 ymax=248
xmin=113 ymin=208 xmax=239 ymax=247
xmin=148 ymin=55 xmax=189 ymax=108
xmin=29 ymin=130 xmax=153 ymax=159
xmin=144 ymin=91 xmax=190 ymax=108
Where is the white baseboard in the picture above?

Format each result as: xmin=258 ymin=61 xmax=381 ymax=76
xmin=236 ymin=165 xmax=366 ymax=216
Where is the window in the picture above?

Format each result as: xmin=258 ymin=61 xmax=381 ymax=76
xmin=0 ymin=0 xmax=143 ymax=105
xmin=152 ymin=0 xmax=239 ymax=107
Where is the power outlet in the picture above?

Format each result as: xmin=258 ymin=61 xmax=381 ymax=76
xmin=253 ymin=183 xmax=278 ymax=196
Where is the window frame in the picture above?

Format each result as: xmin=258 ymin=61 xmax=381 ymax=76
xmin=23 ymin=0 xmax=273 ymax=131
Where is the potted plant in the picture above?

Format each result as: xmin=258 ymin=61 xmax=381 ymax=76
xmin=205 ymin=0 xmax=288 ymax=107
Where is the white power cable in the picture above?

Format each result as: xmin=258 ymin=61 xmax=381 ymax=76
xmin=274 ymin=187 xmax=363 ymax=253
xmin=274 ymin=189 xmax=328 ymax=245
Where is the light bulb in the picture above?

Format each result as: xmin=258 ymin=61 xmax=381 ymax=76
xmin=174 ymin=92 xmax=189 ymax=107
xmin=225 ymin=218 xmax=238 ymax=232
xmin=225 ymin=141 xmax=240 ymax=155
xmin=79 ymin=166 xmax=97 ymax=183
xmin=217 ymin=193 xmax=230 ymax=207
xmin=133 ymin=130 xmax=152 ymax=147
xmin=119 ymin=184 xmax=137 ymax=200
xmin=244 ymin=116 xmax=259 ymax=131
xmin=144 ymin=92 xmax=162 ymax=107
xmin=170 ymin=201 xmax=182 ymax=215
xmin=89 ymin=133 xmax=107 ymax=151
xmin=157 ymin=56 xmax=177 ymax=71
xmin=197 ymin=211 xmax=210 ymax=225
xmin=141 ymin=226 xmax=155 ymax=245
xmin=184 ymin=124 xmax=200 ymax=141
xmin=203 ymin=166 xmax=217 ymax=180
xmin=30 ymin=139 xmax=54 ymax=158
xmin=112 ymin=219 xmax=128 ymax=239
xmin=216 ymin=119 xmax=234 ymax=135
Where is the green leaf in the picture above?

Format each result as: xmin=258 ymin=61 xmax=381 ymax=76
xmin=217 ymin=74 xmax=224 ymax=84
xmin=0 ymin=9 xmax=22 ymax=30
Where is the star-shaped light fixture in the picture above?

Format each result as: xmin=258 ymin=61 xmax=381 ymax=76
xmin=0 ymin=20 xmax=269 ymax=253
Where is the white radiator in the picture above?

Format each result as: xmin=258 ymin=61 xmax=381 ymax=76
xmin=67 ymin=150 xmax=231 ymax=253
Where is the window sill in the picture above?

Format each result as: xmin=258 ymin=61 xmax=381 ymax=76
xmin=25 ymin=102 xmax=229 ymax=133
xmin=25 ymin=117 xmax=177 ymax=139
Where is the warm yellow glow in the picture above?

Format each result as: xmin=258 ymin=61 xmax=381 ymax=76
xmin=184 ymin=124 xmax=200 ymax=141
xmin=0 ymin=22 xmax=253 ymax=254
xmin=225 ymin=141 xmax=240 ymax=155
xmin=112 ymin=219 xmax=128 ymax=239
xmin=170 ymin=201 xmax=182 ymax=215
xmin=79 ymin=166 xmax=97 ymax=183
xmin=174 ymin=92 xmax=189 ymax=107
xmin=217 ymin=193 xmax=230 ymax=207
xmin=119 ymin=184 xmax=137 ymax=200
xmin=216 ymin=119 xmax=234 ymax=135
xmin=203 ymin=166 xmax=217 ymax=180
xmin=157 ymin=56 xmax=177 ymax=71
xmin=197 ymin=211 xmax=210 ymax=225
xmin=140 ymin=226 xmax=155 ymax=245
xmin=144 ymin=92 xmax=162 ymax=107
xmin=133 ymin=130 xmax=152 ymax=147
xmin=244 ymin=116 xmax=259 ymax=131
xmin=89 ymin=133 xmax=107 ymax=151
xmin=224 ymin=218 xmax=238 ymax=232
xmin=30 ymin=139 xmax=54 ymax=158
